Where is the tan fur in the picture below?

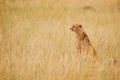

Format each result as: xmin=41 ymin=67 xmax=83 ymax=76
xmin=70 ymin=24 xmax=98 ymax=60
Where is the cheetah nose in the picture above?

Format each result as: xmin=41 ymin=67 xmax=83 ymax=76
xmin=70 ymin=28 xmax=73 ymax=31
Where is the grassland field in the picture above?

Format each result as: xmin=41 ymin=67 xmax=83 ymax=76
xmin=0 ymin=0 xmax=120 ymax=80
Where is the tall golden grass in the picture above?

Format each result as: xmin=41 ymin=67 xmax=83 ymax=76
xmin=0 ymin=0 xmax=120 ymax=80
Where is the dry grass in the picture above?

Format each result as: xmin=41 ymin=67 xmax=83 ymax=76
xmin=0 ymin=0 xmax=120 ymax=80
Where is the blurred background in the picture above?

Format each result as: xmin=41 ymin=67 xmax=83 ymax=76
xmin=0 ymin=0 xmax=120 ymax=80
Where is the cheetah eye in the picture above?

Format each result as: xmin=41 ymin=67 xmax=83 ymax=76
xmin=78 ymin=25 xmax=82 ymax=28
xmin=73 ymin=26 xmax=75 ymax=27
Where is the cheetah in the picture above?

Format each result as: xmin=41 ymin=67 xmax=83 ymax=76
xmin=70 ymin=24 xmax=98 ymax=60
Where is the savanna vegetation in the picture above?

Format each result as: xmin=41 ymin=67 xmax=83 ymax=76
xmin=0 ymin=0 xmax=120 ymax=80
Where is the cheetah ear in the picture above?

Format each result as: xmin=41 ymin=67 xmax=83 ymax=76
xmin=79 ymin=25 xmax=82 ymax=28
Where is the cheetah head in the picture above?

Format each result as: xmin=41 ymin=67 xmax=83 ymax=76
xmin=70 ymin=24 xmax=83 ymax=34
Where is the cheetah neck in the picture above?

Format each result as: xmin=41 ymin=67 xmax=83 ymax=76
xmin=76 ymin=32 xmax=92 ymax=46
